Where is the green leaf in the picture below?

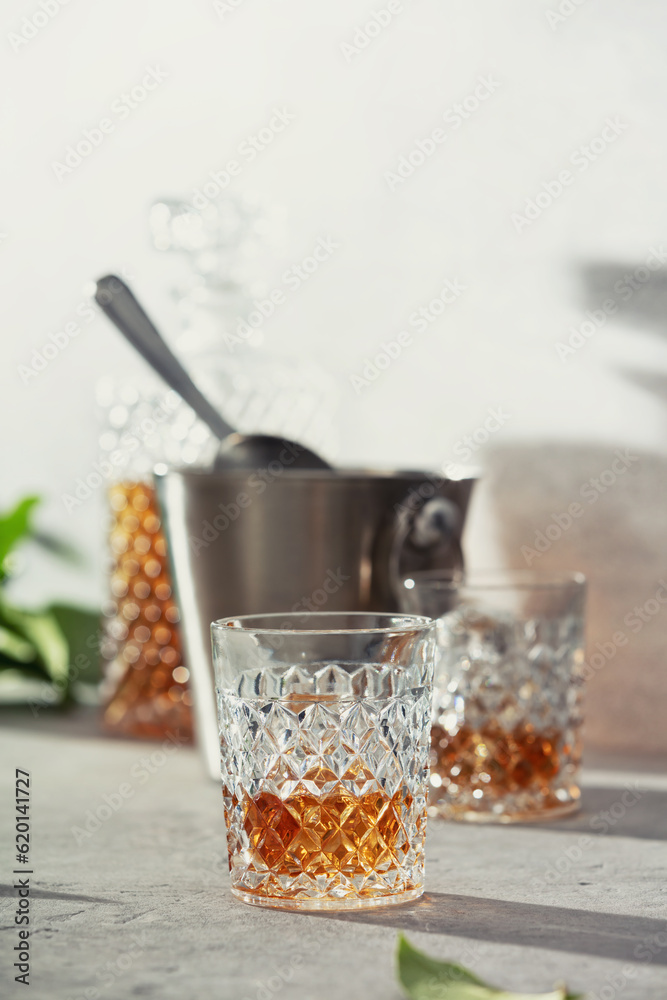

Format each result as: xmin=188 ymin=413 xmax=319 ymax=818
xmin=49 ymin=604 xmax=102 ymax=683
xmin=0 ymin=624 xmax=38 ymax=664
xmin=0 ymin=600 xmax=69 ymax=690
xmin=396 ymin=936 xmax=583 ymax=1000
xmin=0 ymin=496 xmax=40 ymax=580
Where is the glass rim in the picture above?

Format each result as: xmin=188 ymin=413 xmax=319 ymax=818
xmin=211 ymin=611 xmax=433 ymax=636
xmin=401 ymin=569 xmax=586 ymax=592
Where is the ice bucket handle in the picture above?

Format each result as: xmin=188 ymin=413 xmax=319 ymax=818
xmin=384 ymin=493 xmax=464 ymax=602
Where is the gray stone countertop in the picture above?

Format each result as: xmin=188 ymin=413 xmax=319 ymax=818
xmin=1 ymin=709 xmax=666 ymax=1000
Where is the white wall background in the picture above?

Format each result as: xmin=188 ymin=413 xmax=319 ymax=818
xmin=2 ymin=0 xmax=667 ymax=613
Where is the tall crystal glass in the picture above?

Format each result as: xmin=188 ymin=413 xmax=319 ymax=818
xmin=400 ymin=571 xmax=586 ymax=823
xmin=211 ymin=612 xmax=435 ymax=910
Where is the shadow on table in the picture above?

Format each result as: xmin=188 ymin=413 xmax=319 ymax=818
xmin=317 ymin=892 xmax=667 ymax=964
xmin=0 ymin=884 xmax=115 ymax=904
xmin=520 ymin=785 xmax=667 ymax=841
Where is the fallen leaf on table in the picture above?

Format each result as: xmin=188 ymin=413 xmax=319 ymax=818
xmin=396 ymin=935 xmax=583 ymax=1000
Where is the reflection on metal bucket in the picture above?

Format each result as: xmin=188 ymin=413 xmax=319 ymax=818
xmin=156 ymin=466 xmax=476 ymax=779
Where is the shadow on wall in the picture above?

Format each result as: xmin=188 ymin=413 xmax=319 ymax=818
xmin=484 ymin=443 xmax=667 ymax=754
xmin=581 ymin=259 xmax=667 ymax=335
xmin=580 ymin=259 xmax=667 ymax=405
xmin=479 ymin=261 xmax=667 ymax=754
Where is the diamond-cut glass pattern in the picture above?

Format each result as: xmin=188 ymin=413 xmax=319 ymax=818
xmin=430 ymin=605 xmax=585 ymax=821
xmin=217 ymin=660 xmax=432 ymax=908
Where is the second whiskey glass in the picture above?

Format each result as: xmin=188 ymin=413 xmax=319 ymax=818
xmin=400 ymin=571 xmax=586 ymax=823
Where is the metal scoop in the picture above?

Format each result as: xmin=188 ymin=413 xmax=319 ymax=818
xmin=95 ymin=275 xmax=330 ymax=471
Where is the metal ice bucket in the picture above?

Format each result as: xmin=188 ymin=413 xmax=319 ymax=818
xmin=155 ymin=466 xmax=476 ymax=778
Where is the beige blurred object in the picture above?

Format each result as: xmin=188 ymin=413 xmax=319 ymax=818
xmin=483 ymin=444 xmax=667 ymax=754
